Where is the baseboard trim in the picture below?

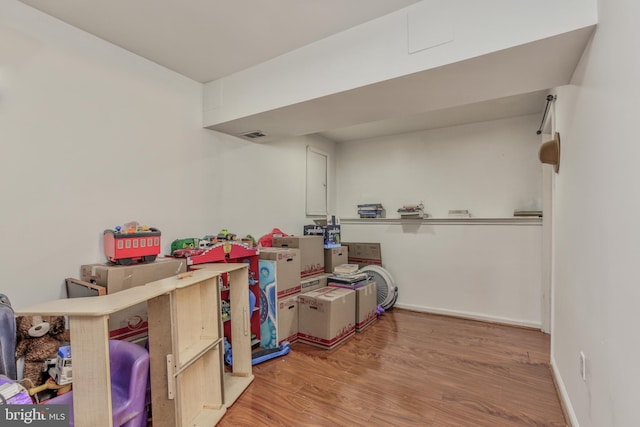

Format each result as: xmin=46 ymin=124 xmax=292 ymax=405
xmin=550 ymin=355 xmax=579 ymax=427
xmin=394 ymin=303 xmax=542 ymax=330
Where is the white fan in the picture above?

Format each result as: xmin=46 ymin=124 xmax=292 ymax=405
xmin=359 ymin=265 xmax=398 ymax=310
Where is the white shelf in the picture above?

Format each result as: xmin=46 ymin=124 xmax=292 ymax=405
xmin=341 ymin=217 xmax=542 ymax=226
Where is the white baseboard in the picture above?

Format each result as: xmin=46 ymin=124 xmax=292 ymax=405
xmin=394 ymin=303 xmax=542 ymax=330
xmin=551 ymin=355 xmax=579 ymax=427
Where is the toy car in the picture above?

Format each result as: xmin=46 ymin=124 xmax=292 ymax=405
xmin=172 ymin=248 xmax=205 ymax=258
xmin=48 ymin=345 xmax=72 ymax=386
xmin=199 ymin=240 xmax=214 ymax=249
xmin=217 ymin=229 xmax=237 ymax=241
xmin=170 ymin=238 xmax=199 ymax=254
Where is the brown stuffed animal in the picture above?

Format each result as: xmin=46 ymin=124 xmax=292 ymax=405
xmin=15 ymin=315 xmax=70 ymax=389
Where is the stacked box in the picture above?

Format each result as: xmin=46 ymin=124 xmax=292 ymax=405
xmin=259 ymin=247 xmax=301 ymax=298
xmin=343 ymin=242 xmax=382 ymax=269
xmin=278 ymin=295 xmax=299 ymax=344
xmin=324 ymin=246 xmax=349 ymax=273
xmin=79 ymin=258 xmax=187 ymax=342
xmin=258 ymin=251 xmax=303 ymax=347
xmin=303 ymin=224 xmax=341 ymax=248
xmin=329 ymin=280 xmax=378 ymax=332
xmin=298 ymin=287 xmax=355 ymax=349
xmin=301 ymin=273 xmax=329 ymax=294
xmin=272 ymin=235 xmax=324 ymax=278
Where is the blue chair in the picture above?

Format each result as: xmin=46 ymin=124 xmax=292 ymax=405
xmin=46 ymin=340 xmax=150 ymax=427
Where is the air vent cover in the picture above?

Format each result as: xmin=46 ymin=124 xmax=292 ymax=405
xmin=240 ymin=130 xmax=267 ymax=139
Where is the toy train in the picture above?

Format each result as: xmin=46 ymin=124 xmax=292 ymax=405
xmin=103 ymin=226 xmax=161 ymax=265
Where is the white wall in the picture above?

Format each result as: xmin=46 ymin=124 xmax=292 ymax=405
xmin=208 ymin=133 xmax=336 ymax=236
xmin=0 ymin=0 xmax=317 ymax=309
xmin=335 ymin=114 xmax=543 ymax=326
xmin=336 ymin=114 xmax=542 ymax=218
xmin=550 ymin=0 xmax=640 ymax=426
xmin=342 ymin=220 xmax=542 ymax=327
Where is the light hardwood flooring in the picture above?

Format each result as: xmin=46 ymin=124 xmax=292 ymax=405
xmin=218 ymin=309 xmax=567 ymax=426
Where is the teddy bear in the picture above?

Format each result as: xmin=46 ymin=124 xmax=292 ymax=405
xmin=15 ymin=315 xmax=70 ymax=389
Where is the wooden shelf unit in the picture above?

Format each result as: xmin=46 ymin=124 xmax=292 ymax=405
xmin=180 ymin=244 xmax=261 ymax=350
xmin=16 ymin=265 xmax=254 ymax=427
xmin=189 ymin=263 xmax=254 ymax=407
xmin=148 ymin=270 xmax=226 ymax=427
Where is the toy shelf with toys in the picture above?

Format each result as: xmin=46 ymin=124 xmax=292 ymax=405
xmin=171 ymin=240 xmax=258 ymax=266
xmin=16 ymin=266 xmax=255 ymax=427
xmin=170 ymin=231 xmax=262 ymax=349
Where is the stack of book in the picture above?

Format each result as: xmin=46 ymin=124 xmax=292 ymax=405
xmin=397 ymin=203 xmax=424 ymax=219
xmin=513 ymin=210 xmax=542 ymax=217
xmin=357 ymin=203 xmax=385 ymax=218
xmin=448 ymin=209 xmax=471 ymax=218
xmin=334 ymin=264 xmax=359 ymax=274
xmin=327 ymin=271 xmax=370 ymax=289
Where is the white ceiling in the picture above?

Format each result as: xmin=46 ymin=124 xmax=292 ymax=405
xmin=19 ymin=0 xmax=421 ymax=83
xmin=19 ymin=0 xmax=552 ymax=142
xmin=321 ymin=90 xmax=548 ymax=142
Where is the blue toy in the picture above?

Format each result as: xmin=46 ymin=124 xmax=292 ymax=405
xmin=224 ymin=338 xmax=290 ymax=366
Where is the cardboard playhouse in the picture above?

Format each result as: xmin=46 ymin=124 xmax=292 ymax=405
xmin=74 ymin=258 xmax=187 ymax=343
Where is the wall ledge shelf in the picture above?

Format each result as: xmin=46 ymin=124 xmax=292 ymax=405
xmin=340 ymin=217 xmax=542 ymax=226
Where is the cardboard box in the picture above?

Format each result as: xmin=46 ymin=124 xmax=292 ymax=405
xmin=324 ymin=246 xmax=348 ymax=273
xmin=80 ymin=257 xmax=187 ymax=292
xmin=259 ymin=247 xmax=301 ymax=298
xmin=298 ymin=287 xmax=355 ymax=349
xmin=79 ymin=258 xmax=187 ymax=342
xmin=329 ymin=280 xmax=378 ymax=332
xmin=259 ymin=259 xmax=300 ymax=347
xmin=300 ymin=273 xmax=329 ymax=294
xmin=342 ymin=242 xmax=382 ymax=269
xmin=272 ymin=235 xmax=324 ymax=278
xmin=302 ymin=224 xmax=324 ymax=237
xmin=278 ymin=294 xmax=299 ymax=344
xmin=303 ymin=224 xmax=341 ymax=248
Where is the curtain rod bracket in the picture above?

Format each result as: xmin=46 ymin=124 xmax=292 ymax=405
xmin=536 ymin=95 xmax=557 ymax=135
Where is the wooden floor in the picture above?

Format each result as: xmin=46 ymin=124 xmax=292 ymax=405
xmin=218 ymin=309 xmax=567 ymax=427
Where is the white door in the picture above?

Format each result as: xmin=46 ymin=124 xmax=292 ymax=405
xmin=306 ymin=146 xmax=328 ymax=216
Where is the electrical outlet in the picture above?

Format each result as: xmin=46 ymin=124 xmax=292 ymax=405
xmin=579 ymin=351 xmax=586 ymax=381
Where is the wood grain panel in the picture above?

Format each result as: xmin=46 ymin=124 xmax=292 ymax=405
xmin=216 ymin=309 xmax=567 ymax=427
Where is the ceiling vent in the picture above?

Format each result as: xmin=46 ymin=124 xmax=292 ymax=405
xmin=239 ymin=130 xmax=267 ymax=139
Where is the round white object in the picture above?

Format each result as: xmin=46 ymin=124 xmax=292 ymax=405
xmin=359 ymin=265 xmax=398 ymax=310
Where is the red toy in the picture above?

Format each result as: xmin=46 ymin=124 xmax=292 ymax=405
xmin=257 ymin=228 xmax=288 ymax=248
xmin=103 ymin=223 xmax=161 ymax=265
xmin=172 ymin=247 xmax=205 ymax=258
xmin=173 ymin=240 xmax=256 ymax=266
